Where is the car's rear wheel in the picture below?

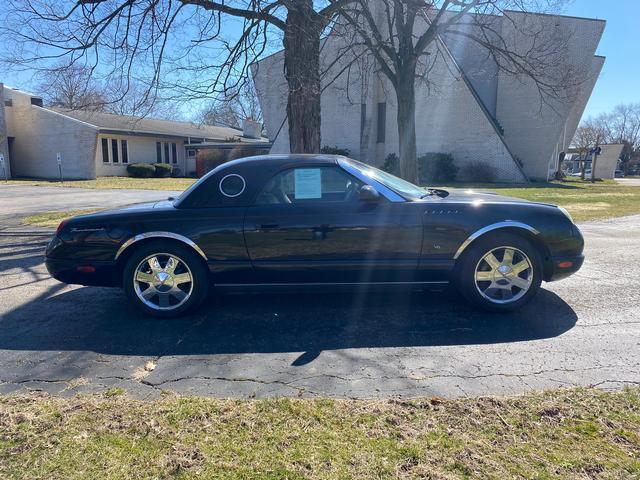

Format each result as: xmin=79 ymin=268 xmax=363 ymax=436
xmin=123 ymin=241 xmax=209 ymax=317
xmin=456 ymin=232 xmax=542 ymax=312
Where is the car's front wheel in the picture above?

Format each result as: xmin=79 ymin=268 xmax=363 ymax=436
xmin=456 ymin=232 xmax=542 ymax=312
xmin=123 ymin=241 xmax=209 ymax=317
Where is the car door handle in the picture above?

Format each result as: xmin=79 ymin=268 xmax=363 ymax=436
xmin=259 ymin=224 xmax=280 ymax=230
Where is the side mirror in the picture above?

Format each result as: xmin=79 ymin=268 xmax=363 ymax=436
xmin=359 ymin=185 xmax=381 ymax=202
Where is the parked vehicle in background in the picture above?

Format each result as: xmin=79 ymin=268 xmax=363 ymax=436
xmin=45 ymin=155 xmax=585 ymax=317
xmin=615 ymin=170 xmax=625 ymax=178
xmin=570 ymin=169 xmax=592 ymax=179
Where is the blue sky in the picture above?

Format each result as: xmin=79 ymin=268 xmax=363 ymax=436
xmin=0 ymin=0 xmax=637 ymax=120
xmin=563 ymin=0 xmax=640 ymax=117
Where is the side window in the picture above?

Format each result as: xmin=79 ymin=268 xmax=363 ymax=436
xmin=255 ymin=167 xmax=363 ymax=205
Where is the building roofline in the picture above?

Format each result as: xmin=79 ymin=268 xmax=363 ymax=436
xmin=97 ymin=128 xmax=269 ymax=143
xmin=502 ymin=9 xmax=606 ymax=24
xmin=39 ymin=107 xmax=100 ymax=130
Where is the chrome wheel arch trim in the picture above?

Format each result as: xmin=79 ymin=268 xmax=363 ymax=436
xmin=115 ymin=232 xmax=208 ymax=261
xmin=453 ymin=221 xmax=541 ymax=260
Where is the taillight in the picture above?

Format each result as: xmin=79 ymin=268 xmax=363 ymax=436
xmin=56 ymin=219 xmax=69 ymax=237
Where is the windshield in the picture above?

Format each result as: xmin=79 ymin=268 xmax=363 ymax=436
xmin=344 ymin=159 xmax=427 ymax=199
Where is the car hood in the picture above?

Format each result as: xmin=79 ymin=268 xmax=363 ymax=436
xmin=439 ymin=188 xmax=555 ymax=207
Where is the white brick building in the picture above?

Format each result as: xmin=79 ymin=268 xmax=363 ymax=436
xmin=0 ymin=84 xmax=269 ymax=179
xmin=253 ymin=9 xmax=605 ymax=182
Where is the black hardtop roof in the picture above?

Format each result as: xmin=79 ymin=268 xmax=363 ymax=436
xmin=219 ymin=154 xmax=344 ymax=171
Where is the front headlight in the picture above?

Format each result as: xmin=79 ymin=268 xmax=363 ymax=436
xmin=559 ymin=207 xmax=574 ymax=223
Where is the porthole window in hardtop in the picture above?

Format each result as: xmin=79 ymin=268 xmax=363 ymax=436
xmin=256 ymin=167 xmax=363 ymax=204
xmin=219 ymin=174 xmax=246 ymax=198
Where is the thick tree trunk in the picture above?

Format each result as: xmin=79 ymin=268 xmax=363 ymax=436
xmin=396 ymin=72 xmax=418 ymax=183
xmin=283 ymin=1 xmax=322 ymax=154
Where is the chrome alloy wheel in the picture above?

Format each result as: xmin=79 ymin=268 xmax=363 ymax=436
xmin=133 ymin=253 xmax=194 ymax=311
xmin=474 ymin=246 xmax=533 ymax=304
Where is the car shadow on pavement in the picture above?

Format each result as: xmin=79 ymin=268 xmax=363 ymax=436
xmin=0 ymin=284 xmax=577 ymax=364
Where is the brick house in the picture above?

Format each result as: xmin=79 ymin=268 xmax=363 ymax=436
xmin=0 ymin=84 xmax=270 ymax=180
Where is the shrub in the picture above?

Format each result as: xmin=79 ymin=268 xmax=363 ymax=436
xmin=197 ymin=149 xmax=228 ymax=176
xmin=229 ymin=145 xmax=258 ymax=160
xmin=321 ymin=146 xmax=351 ymax=157
xmin=418 ymin=153 xmax=458 ymax=183
xmin=170 ymin=166 xmax=182 ymax=178
xmin=465 ymin=161 xmax=497 ymax=183
xmin=126 ymin=163 xmax=156 ymax=178
xmin=153 ymin=163 xmax=173 ymax=178
xmin=382 ymin=153 xmax=400 ymax=176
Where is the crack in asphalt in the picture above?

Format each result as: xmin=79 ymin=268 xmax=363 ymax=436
xmin=1 ymin=207 xmax=639 ymax=399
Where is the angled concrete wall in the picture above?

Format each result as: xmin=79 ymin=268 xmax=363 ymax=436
xmin=254 ymin=33 xmax=525 ymax=181
xmin=254 ymin=8 xmax=605 ymax=183
xmin=0 ymin=84 xmax=10 ymax=179
xmin=594 ymin=144 xmax=624 ymax=179
xmin=495 ymin=12 xmax=605 ymax=180
xmin=5 ymin=90 xmax=99 ymax=179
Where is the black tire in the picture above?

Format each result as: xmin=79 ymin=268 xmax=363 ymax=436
xmin=455 ymin=232 xmax=543 ymax=312
xmin=122 ymin=240 xmax=209 ymax=318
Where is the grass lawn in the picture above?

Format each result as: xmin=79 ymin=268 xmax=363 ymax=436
xmin=448 ymin=178 xmax=640 ymax=223
xmin=22 ymin=210 xmax=101 ymax=229
xmin=0 ymin=388 xmax=638 ymax=479
xmin=6 ymin=176 xmax=196 ymax=191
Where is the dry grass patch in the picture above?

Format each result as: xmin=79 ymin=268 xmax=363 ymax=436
xmin=0 ymin=388 xmax=638 ymax=479
xmin=438 ymin=179 xmax=640 ymax=222
xmin=7 ymin=176 xmax=196 ymax=192
xmin=22 ymin=209 xmax=100 ymax=229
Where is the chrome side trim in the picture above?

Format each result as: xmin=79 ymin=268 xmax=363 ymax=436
xmin=453 ymin=221 xmax=541 ymax=260
xmin=115 ymin=232 xmax=208 ymax=261
xmin=338 ymin=158 xmax=406 ymax=203
xmin=216 ymin=281 xmax=449 ymax=287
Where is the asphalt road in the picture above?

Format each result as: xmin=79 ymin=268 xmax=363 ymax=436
xmin=0 ymin=185 xmax=180 ymax=232
xmin=0 ymin=185 xmax=638 ymax=399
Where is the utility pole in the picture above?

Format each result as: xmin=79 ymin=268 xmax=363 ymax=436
xmin=590 ymin=145 xmax=602 ymax=183
xmin=57 ymin=153 xmax=63 ymax=184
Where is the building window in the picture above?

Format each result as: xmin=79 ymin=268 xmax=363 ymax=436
xmin=164 ymin=142 xmax=170 ymax=164
xmin=101 ymin=138 xmax=109 ymax=163
xmin=171 ymin=143 xmax=178 ymax=164
xmin=121 ymin=140 xmax=129 ymax=164
xmin=156 ymin=142 xmax=162 ymax=163
xmin=4 ymin=99 xmax=12 ymax=107
xmin=376 ymin=102 xmax=386 ymax=144
xmin=111 ymin=139 xmax=119 ymax=163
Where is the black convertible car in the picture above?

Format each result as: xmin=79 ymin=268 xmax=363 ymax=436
xmin=46 ymin=155 xmax=584 ymax=317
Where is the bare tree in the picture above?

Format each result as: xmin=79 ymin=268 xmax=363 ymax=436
xmin=1 ymin=0 xmax=355 ymax=154
xmin=39 ymin=64 xmax=107 ymax=111
xmin=574 ymin=103 xmax=640 ymax=176
xmin=572 ymin=117 xmax=608 ymax=180
xmin=199 ymin=77 xmax=262 ymax=129
xmin=338 ymin=0 xmax=578 ymax=182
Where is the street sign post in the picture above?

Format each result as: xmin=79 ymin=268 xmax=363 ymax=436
xmin=56 ymin=153 xmax=63 ymax=183
xmin=0 ymin=154 xmax=6 ymax=182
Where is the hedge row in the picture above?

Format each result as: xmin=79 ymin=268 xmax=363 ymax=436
xmin=127 ymin=163 xmax=180 ymax=178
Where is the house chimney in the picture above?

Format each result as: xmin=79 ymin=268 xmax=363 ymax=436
xmin=242 ymin=118 xmax=262 ymax=139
